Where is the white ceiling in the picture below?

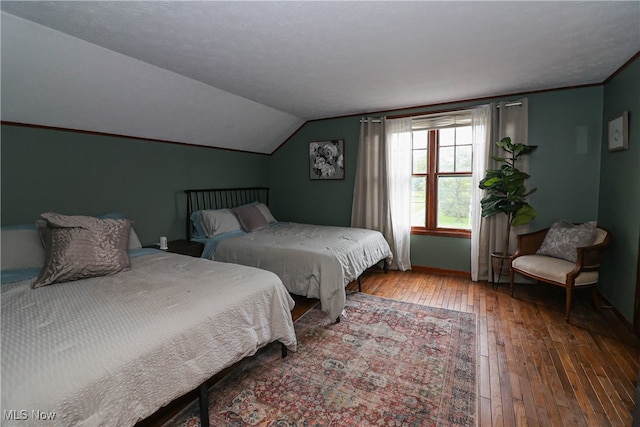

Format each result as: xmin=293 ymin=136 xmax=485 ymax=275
xmin=2 ymin=1 xmax=639 ymax=154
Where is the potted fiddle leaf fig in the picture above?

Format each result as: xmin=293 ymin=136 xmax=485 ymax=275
xmin=479 ymin=137 xmax=538 ymax=266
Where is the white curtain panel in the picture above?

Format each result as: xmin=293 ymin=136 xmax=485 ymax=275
xmin=474 ymin=99 xmax=529 ymax=282
xmin=385 ymin=117 xmax=413 ymax=271
xmin=470 ymin=105 xmax=492 ymax=281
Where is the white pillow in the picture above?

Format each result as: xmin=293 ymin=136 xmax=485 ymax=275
xmin=200 ymin=209 xmax=242 ymax=237
xmin=1 ymin=225 xmax=46 ymax=270
xmin=128 ymin=228 xmax=142 ymax=249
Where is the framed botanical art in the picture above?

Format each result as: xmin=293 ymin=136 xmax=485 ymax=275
xmin=309 ymin=139 xmax=345 ymax=180
xmin=608 ymin=111 xmax=629 ymax=152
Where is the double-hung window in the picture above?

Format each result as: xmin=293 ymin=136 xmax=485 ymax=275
xmin=410 ymin=112 xmax=473 ymax=237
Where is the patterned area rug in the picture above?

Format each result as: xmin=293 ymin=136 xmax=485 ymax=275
xmin=167 ymin=293 xmax=477 ymax=426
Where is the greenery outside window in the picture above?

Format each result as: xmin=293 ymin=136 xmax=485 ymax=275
xmin=411 ymin=114 xmax=472 ymax=238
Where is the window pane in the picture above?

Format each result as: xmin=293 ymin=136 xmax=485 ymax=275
xmin=437 ymin=176 xmax=472 ymax=229
xmin=456 ymin=126 xmax=472 ymax=145
xmin=456 ymin=145 xmax=472 ymax=172
xmin=413 ymin=129 xmax=428 ymax=149
xmin=439 ymin=146 xmax=455 ymax=172
xmin=413 ymin=149 xmax=427 ymax=174
xmin=411 ymin=177 xmax=426 ymax=227
xmin=439 ymin=128 xmax=455 ymax=146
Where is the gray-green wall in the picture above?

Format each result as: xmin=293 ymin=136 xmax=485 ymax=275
xmin=598 ymin=57 xmax=640 ymax=322
xmin=1 ymin=126 xmax=270 ymax=245
xmin=2 ymin=59 xmax=637 ymax=320
xmin=269 ymin=86 xmax=605 ymax=272
xmin=269 ymin=118 xmax=360 ymax=226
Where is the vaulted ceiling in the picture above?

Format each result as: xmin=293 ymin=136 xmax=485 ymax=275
xmin=2 ymin=1 xmax=639 ymax=154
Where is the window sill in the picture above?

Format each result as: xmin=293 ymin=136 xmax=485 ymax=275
xmin=411 ymin=228 xmax=471 ymax=239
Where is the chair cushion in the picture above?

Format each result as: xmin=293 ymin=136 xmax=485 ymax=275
xmin=512 ymin=254 xmax=598 ymax=286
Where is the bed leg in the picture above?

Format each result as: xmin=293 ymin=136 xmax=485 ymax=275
xmin=199 ymin=382 xmax=210 ymax=427
xmin=281 ymin=343 xmax=288 ymax=358
xmin=357 ymin=277 xmax=362 ymax=292
xmin=383 ymin=259 xmax=388 ymax=274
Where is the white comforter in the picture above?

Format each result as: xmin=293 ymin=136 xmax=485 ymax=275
xmin=208 ymin=223 xmax=393 ymax=321
xmin=1 ymin=251 xmax=297 ymax=427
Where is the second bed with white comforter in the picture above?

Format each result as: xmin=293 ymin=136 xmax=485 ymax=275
xmin=198 ymin=222 xmax=393 ymax=321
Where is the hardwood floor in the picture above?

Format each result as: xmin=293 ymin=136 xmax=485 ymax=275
xmin=351 ymin=269 xmax=640 ymax=427
xmin=142 ymin=270 xmax=640 ymax=427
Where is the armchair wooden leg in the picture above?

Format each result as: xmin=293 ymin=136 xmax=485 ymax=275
xmin=509 ymin=269 xmax=515 ymax=297
xmin=565 ymin=288 xmax=572 ymax=321
xmin=590 ymin=286 xmax=602 ymax=311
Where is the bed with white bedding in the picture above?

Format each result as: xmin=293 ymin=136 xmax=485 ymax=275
xmin=1 ymin=215 xmax=297 ymax=427
xmin=185 ymin=188 xmax=393 ymax=322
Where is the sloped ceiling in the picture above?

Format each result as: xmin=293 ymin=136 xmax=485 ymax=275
xmin=2 ymin=1 xmax=639 ymax=154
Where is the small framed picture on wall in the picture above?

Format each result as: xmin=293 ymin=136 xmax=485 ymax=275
xmin=608 ymin=111 xmax=629 ymax=152
xmin=309 ymin=139 xmax=345 ymax=180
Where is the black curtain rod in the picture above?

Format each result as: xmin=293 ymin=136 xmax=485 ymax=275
xmin=497 ymin=101 xmax=523 ymax=108
xmin=360 ymin=101 xmax=523 ymax=123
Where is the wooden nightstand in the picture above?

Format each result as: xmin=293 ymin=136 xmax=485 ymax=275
xmin=147 ymin=239 xmax=204 ymax=258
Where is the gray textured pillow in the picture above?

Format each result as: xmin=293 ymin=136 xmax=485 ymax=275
xmin=34 ymin=213 xmax=131 ymax=288
xmin=536 ymin=220 xmax=597 ymax=263
xmin=233 ymin=205 xmax=268 ymax=232
xmin=96 ymin=212 xmax=143 ymax=249
xmin=256 ymin=203 xmax=277 ymax=223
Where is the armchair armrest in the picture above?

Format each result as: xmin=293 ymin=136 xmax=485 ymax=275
xmin=513 ymin=228 xmax=549 ymax=257
xmin=572 ymin=231 xmax=612 ymax=273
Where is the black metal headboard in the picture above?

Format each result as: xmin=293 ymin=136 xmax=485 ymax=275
xmin=184 ymin=187 xmax=269 ymax=240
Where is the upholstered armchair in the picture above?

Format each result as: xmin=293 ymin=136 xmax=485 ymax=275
xmin=509 ymin=222 xmax=611 ymax=321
